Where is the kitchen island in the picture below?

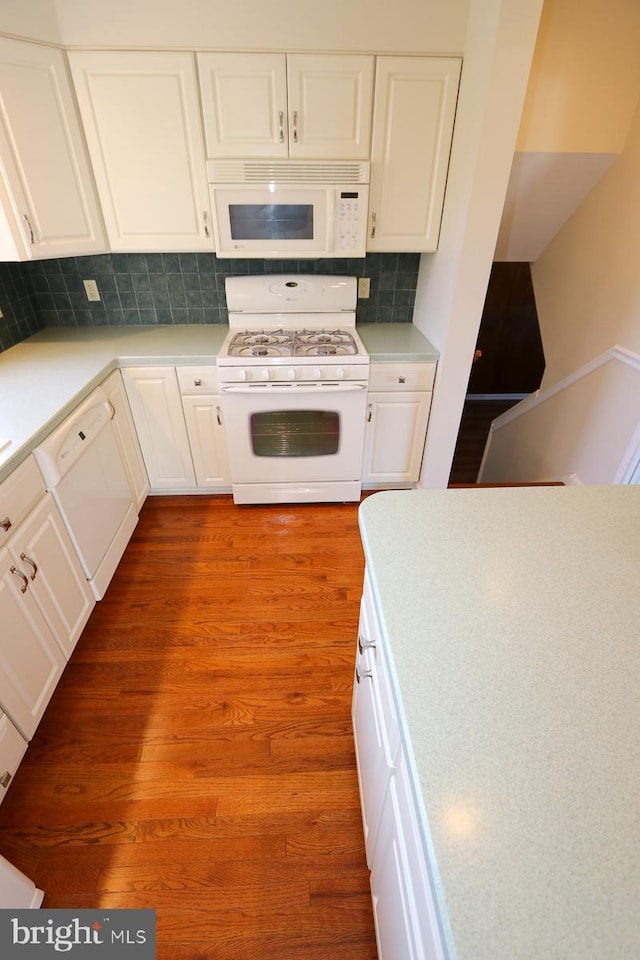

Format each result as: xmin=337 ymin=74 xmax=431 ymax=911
xmin=356 ymin=486 xmax=640 ymax=960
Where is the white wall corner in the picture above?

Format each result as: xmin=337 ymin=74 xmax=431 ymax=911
xmin=414 ymin=0 xmax=545 ymax=489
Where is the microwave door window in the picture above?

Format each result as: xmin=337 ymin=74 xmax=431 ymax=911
xmin=229 ymin=204 xmax=314 ymax=241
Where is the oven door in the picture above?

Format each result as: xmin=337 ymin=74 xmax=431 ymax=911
xmin=221 ymin=382 xmax=368 ymax=485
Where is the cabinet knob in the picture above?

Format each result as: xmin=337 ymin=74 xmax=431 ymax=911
xmin=398 ymin=376 xmax=406 ymax=384
xmin=20 ymin=553 xmax=38 ymax=581
xmin=0 ymin=771 xmax=11 ymax=789
xmin=0 ymin=516 xmax=11 ymax=532
xmin=358 ymin=635 xmax=376 ymax=654
xmin=10 ymin=566 xmax=28 ymax=594
xmin=194 ymin=378 xmax=202 ymax=387
xmin=356 ymin=665 xmax=373 ymax=684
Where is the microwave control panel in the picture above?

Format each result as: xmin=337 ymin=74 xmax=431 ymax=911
xmin=335 ymin=187 xmax=369 ymax=254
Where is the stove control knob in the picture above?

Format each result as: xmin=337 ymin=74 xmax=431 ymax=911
xmin=260 ymin=368 xmax=270 ymax=381
xmin=335 ymin=367 xmax=345 ymax=379
xmin=287 ymin=367 xmax=296 ymax=380
xmin=312 ymin=366 xmax=321 ymax=380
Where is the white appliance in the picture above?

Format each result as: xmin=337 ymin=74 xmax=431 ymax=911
xmin=208 ymin=160 xmax=369 ymax=258
xmin=33 ymin=387 xmax=137 ymax=600
xmin=218 ymin=274 xmax=369 ymax=504
xmin=0 ymin=853 xmax=43 ymax=908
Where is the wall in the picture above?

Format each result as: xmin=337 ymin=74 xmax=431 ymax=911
xmin=1 ymin=0 xmax=469 ymax=52
xmin=480 ymin=91 xmax=640 ymax=484
xmin=495 ymin=0 xmax=640 ymax=262
xmin=0 ymin=252 xmax=418 ymax=351
xmin=415 ymin=0 xmax=544 ymax=487
xmin=0 ymin=262 xmax=42 ymax=351
xmin=532 ymin=93 xmax=640 ymax=387
xmin=516 ymin=0 xmax=640 ymax=154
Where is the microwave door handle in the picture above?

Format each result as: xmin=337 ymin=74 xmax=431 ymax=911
xmin=221 ymin=383 xmax=367 ymax=395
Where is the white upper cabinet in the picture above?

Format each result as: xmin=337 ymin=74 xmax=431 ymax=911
xmin=197 ymin=53 xmax=374 ymax=160
xmin=0 ymin=37 xmax=106 ymax=261
xmin=68 ymin=51 xmax=213 ymax=252
xmin=368 ymin=56 xmax=461 ymax=252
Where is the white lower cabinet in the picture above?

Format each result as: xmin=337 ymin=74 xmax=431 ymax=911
xmin=0 ymin=544 xmax=66 ymax=741
xmin=363 ymin=363 xmax=435 ymax=487
xmin=177 ymin=366 xmax=231 ymax=490
xmin=121 ymin=366 xmax=197 ymax=491
xmin=353 ymin=567 xmax=445 ymax=960
xmin=0 ymin=456 xmax=95 ymax=742
xmin=8 ymin=494 xmax=95 ymax=660
xmin=101 ymin=370 xmax=150 ymax=511
xmin=0 ymin=709 xmax=28 ymax=804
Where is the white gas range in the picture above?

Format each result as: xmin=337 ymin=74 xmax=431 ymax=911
xmin=217 ymin=275 xmax=369 ymax=504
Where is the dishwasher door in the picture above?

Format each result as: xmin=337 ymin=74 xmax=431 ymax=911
xmin=34 ymin=388 xmax=138 ymax=599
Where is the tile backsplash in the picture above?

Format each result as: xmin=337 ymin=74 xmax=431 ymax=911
xmin=0 ymin=252 xmax=419 ymax=353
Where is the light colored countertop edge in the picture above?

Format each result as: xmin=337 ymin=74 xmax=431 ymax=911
xmin=358 ymin=486 xmax=640 ymax=960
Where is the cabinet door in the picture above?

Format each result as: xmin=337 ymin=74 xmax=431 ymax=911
xmin=9 ymin=495 xmax=95 ymax=660
xmin=181 ymin=395 xmax=231 ymax=488
xmin=0 ymin=37 xmax=106 ymax=261
xmin=352 ymin=585 xmax=399 ymax=866
xmin=102 ymin=370 xmax=150 ymax=511
xmin=363 ymin=392 xmax=431 ymax=485
xmin=122 ymin=367 xmax=196 ymax=491
xmin=68 ymin=51 xmax=213 ymax=252
xmin=198 ymin=53 xmax=288 ymax=158
xmin=368 ymin=57 xmax=461 ymax=252
xmin=0 ymin=710 xmax=28 ymax=804
xmin=0 ymin=547 xmax=66 ymax=740
xmin=287 ymin=55 xmax=374 ymax=160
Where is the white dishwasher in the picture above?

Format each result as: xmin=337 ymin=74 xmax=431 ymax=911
xmin=33 ymin=387 xmax=138 ymax=600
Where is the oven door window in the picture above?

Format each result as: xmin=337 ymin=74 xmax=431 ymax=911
xmin=250 ymin=410 xmax=339 ymax=457
xmin=229 ymin=204 xmax=314 ymax=241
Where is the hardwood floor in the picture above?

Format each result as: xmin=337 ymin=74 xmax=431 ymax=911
xmin=0 ymin=495 xmax=378 ymax=960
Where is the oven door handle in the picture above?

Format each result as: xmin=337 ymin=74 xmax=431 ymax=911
xmin=221 ymin=383 xmax=368 ymax=394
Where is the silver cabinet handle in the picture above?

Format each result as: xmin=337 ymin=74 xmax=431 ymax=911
xmin=278 ymin=110 xmax=285 ymax=143
xmin=23 ymin=213 xmax=35 ymax=244
xmin=10 ymin=566 xmax=28 ymax=593
xmin=370 ymin=211 xmax=377 ymax=239
xmin=358 ymin=634 xmax=376 ymax=655
xmin=20 ymin=553 xmax=38 ymax=581
xmin=356 ymin=665 xmax=373 ymax=684
xmin=367 ymin=404 xmax=372 ymax=423
xmin=292 ymin=110 xmax=298 ymax=143
xmin=107 ymin=400 xmax=116 ymax=420
xmin=0 ymin=517 xmax=11 ymax=532
xmin=215 ymin=405 xmax=222 ymax=426
xmin=203 ymin=211 xmax=210 ymax=237
xmin=0 ymin=771 xmax=11 ymax=789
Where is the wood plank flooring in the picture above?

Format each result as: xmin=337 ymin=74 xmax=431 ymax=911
xmin=0 ymin=495 xmax=378 ymax=960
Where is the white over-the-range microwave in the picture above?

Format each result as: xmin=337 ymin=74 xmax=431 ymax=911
xmin=207 ymin=159 xmax=369 ymax=258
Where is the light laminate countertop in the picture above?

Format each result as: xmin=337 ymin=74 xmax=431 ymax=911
xmin=359 ymin=486 xmax=640 ymax=960
xmin=0 ymin=322 xmax=437 ymax=481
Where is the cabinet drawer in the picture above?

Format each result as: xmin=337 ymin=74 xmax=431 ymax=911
xmin=369 ymin=362 xmax=435 ymax=392
xmin=0 ymin=456 xmax=46 ymax=548
xmin=176 ymin=365 xmax=219 ymax=395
